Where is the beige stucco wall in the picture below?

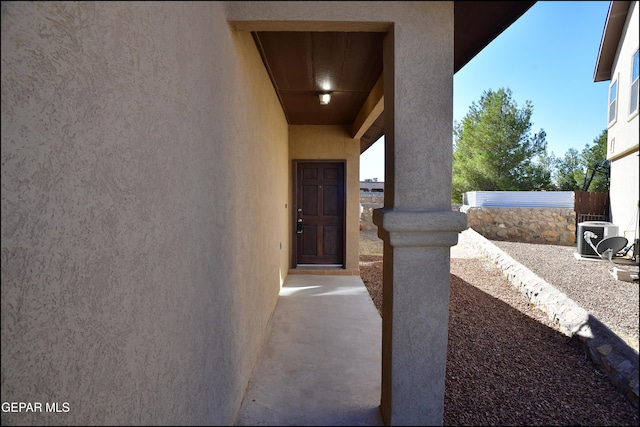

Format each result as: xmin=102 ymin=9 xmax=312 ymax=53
xmin=610 ymin=153 xmax=640 ymax=242
xmin=607 ymin=0 xmax=639 ymax=244
xmin=1 ymin=2 xmax=288 ymax=425
xmin=289 ymin=125 xmax=361 ymax=270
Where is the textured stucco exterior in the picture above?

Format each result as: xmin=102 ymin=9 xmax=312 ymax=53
xmin=1 ymin=2 xmax=289 ymax=425
xmin=3 ymin=1 xmax=471 ymax=425
xmin=289 ymin=125 xmax=361 ymax=271
xmin=606 ymin=1 xmax=639 ymax=243
xmin=610 ymin=151 xmax=640 ymax=241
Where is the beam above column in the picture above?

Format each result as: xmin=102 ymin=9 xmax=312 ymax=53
xmin=352 ymin=74 xmax=384 ymax=141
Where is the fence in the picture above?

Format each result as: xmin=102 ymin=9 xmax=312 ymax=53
xmin=574 ymin=191 xmax=610 ymax=224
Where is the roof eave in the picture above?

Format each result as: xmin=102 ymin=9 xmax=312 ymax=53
xmin=594 ymin=1 xmax=631 ymax=82
xmin=454 ymin=1 xmax=536 ymax=74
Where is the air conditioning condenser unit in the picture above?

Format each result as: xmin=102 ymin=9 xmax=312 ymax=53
xmin=577 ymin=221 xmax=619 ymax=258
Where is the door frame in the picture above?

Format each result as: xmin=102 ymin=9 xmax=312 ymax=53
xmin=292 ymin=159 xmax=347 ymax=268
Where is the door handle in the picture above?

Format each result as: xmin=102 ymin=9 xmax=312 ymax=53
xmin=297 ymin=222 xmax=303 ymax=233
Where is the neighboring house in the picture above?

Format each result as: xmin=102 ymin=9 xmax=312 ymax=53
xmin=1 ymin=2 xmax=534 ymax=425
xmin=594 ymin=0 xmax=640 ymax=249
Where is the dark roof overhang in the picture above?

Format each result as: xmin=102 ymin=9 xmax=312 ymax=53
xmin=594 ymin=1 xmax=632 ymax=82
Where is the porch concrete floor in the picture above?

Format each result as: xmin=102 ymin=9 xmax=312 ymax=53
xmin=235 ymin=274 xmax=384 ymax=426
xmin=235 ymin=240 xmax=480 ymax=426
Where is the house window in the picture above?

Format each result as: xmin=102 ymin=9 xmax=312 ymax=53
xmin=608 ymin=78 xmax=618 ymax=125
xmin=609 ymin=137 xmax=615 ymax=154
xmin=630 ymin=49 xmax=639 ymax=116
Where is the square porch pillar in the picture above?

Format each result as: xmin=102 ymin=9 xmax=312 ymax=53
xmin=374 ymin=3 xmax=468 ymax=425
xmin=373 ymin=209 xmax=466 ymax=425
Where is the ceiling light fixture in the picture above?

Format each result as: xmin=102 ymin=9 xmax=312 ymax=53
xmin=318 ymin=92 xmax=331 ymax=105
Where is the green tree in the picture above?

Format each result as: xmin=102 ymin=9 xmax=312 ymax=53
xmin=553 ymin=129 xmax=609 ymax=192
xmin=452 ymin=88 xmax=550 ymax=203
xmin=554 ymin=148 xmax=583 ymax=190
xmin=580 ymin=129 xmax=609 ymax=192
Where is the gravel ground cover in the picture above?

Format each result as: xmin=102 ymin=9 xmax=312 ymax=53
xmin=358 ymin=230 xmax=639 ymax=426
xmin=489 ymin=239 xmax=639 ymax=351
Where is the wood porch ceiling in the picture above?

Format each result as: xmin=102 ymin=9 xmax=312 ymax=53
xmin=251 ymin=1 xmax=536 ymax=154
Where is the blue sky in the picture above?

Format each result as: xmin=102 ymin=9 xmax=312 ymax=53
xmin=360 ymin=1 xmax=612 ymax=182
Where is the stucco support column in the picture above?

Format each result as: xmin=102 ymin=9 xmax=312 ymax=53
xmin=373 ymin=209 xmax=466 ymax=425
xmin=373 ymin=3 xmax=468 ymax=425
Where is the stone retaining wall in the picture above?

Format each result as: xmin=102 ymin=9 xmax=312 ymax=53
xmin=360 ymin=193 xmax=383 ymax=231
xmin=360 ymin=195 xmax=577 ymax=246
xmin=461 ymin=206 xmax=576 ymax=246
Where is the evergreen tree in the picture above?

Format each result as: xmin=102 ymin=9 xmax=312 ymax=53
xmin=553 ymin=129 xmax=609 ymax=192
xmin=580 ymin=129 xmax=609 ymax=192
xmin=452 ymin=88 xmax=550 ymax=203
xmin=555 ymin=148 xmax=583 ymax=191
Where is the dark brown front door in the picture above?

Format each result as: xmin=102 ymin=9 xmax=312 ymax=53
xmin=295 ymin=161 xmax=345 ymax=266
